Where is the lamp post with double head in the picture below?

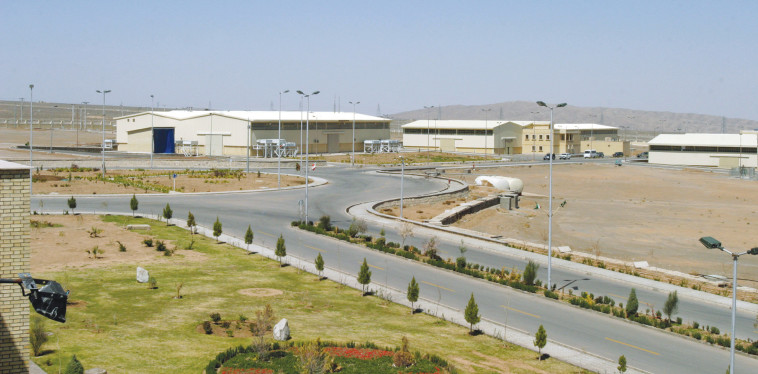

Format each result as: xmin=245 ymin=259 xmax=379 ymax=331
xmin=536 ymin=101 xmax=567 ymax=290
xmin=28 ymin=84 xmax=34 ymax=199
xmin=297 ymin=90 xmax=319 ymax=224
xmin=96 ymin=90 xmax=111 ymax=178
xmin=349 ymin=100 xmax=360 ymax=167
xmin=699 ymin=236 xmax=758 ymax=374
xmin=482 ymin=108 xmax=491 ymax=158
xmin=278 ymin=90 xmax=289 ymax=189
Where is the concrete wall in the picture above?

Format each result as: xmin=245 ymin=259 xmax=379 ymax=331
xmin=649 ymin=151 xmax=757 ymax=168
xmin=0 ymin=163 xmax=30 ymax=373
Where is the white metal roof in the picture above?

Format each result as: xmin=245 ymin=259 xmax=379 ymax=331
xmin=401 ymin=120 xmax=548 ymax=130
xmin=649 ymin=133 xmax=758 ymax=147
xmin=554 ymin=123 xmax=617 ymax=131
xmin=0 ymin=160 xmax=30 ymax=170
xmin=116 ymin=110 xmax=390 ymax=122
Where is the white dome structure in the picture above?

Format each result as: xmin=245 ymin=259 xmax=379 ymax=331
xmin=474 ymin=176 xmax=524 ymax=194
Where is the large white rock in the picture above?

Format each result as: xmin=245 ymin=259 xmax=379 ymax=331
xmin=273 ymin=318 xmax=290 ymax=341
xmin=136 ymin=267 xmax=149 ymax=283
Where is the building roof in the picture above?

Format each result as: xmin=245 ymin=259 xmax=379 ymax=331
xmin=649 ymin=133 xmax=758 ymax=147
xmin=116 ymin=110 xmax=390 ymax=122
xmin=0 ymin=160 xmax=30 ymax=170
xmin=401 ymin=120 xmax=549 ymax=130
xmin=554 ymin=123 xmax=617 ymax=131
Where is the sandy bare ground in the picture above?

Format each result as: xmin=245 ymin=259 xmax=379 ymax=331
xmin=30 ymin=215 xmax=206 ymax=274
xmin=0 ymin=127 xmax=106 ymax=161
xmin=395 ymin=163 xmax=758 ymax=290
xmin=311 ymin=151 xmax=486 ymax=165
xmin=32 ymin=169 xmax=304 ymax=195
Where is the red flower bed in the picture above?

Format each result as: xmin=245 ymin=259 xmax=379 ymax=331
xmin=323 ymin=347 xmax=393 ymax=360
xmin=220 ymin=368 xmax=273 ymax=374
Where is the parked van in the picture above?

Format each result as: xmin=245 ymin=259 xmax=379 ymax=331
xmin=583 ymin=150 xmax=598 ymax=158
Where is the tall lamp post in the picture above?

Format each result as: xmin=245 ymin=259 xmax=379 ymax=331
xmin=79 ymin=101 xmax=89 ymax=147
xmin=399 ymin=156 xmax=405 ymax=219
xmin=96 ymin=89 xmax=111 ymax=178
xmin=28 ymin=84 xmax=34 ymax=200
xmin=699 ymin=236 xmax=758 ymax=374
xmin=349 ymin=100 xmax=360 ymax=167
xmin=536 ymin=100 xmax=567 ymax=289
xmin=278 ymin=90 xmax=289 ymax=189
xmin=482 ymin=108 xmax=491 ymax=159
xmin=424 ymin=106 xmax=435 ymax=152
xmin=297 ymin=90 xmax=319 ymax=224
xmin=150 ymin=94 xmax=155 ymax=169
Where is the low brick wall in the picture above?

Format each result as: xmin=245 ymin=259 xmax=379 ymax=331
xmin=430 ymin=195 xmax=501 ymax=225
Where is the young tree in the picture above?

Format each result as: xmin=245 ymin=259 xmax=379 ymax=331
xmin=162 ymin=203 xmax=173 ymax=225
xmin=523 ymin=260 xmax=540 ymax=286
xmin=130 ymin=194 xmax=138 ymax=216
xmin=318 ymin=215 xmax=332 ymax=231
xmin=244 ymin=224 xmax=254 ymax=251
xmin=315 ymin=253 xmax=324 ymax=279
xmin=423 ymin=236 xmax=439 ymax=260
xmin=626 ymin=288 xmax=639 ymax=316
xmin=213 ymin=216 xmax=223 ymax=242
xmin=663 ymin=290 xmax=679 ymax=323
xmin=187 ymin=211 xmax=196 ymax=234
xmin=464 ymin=293 xmax=480 ymax=333
xmin=275 ymin=234 xmax=287 ymax=265
xmin=357 ymin=258 xmax=372 ymax=295
xmin=534 ymin=324 xmax=547 ymax=359
xmin=67 ymin=196 xmax=77 ymax=214
xmin=407 ymin=276 xmax=420 ymax=312
xmin=400 ymin=223 xmax=414 ymax=248
xmin=456 ymin=240 xmax=468 ymax=270
xmin=30 ymin=314 xmax=48 ymax=357
xmin=618 ymin=354 xmax=627 ymax=373
xmin=64 ymin=354 xmax=84 ymax=374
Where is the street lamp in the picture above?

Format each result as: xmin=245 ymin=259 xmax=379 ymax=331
xmin=50 ymin=105 xmax=56 ymax=153
xmin=349 ymin=100 xmax=360 ymax=167
xmin=29 ymin=84 xmax=34 ymax=200
xmin=150 ymin=94 xmax=155 ymax=169
xmin=699 ymin=236 xmax=758 ymax=374
xmin=482 ymin=108 xmax=491 ymax=159
xmin=0 ymin=273 xmax=69 ymax=323
xmin=296 ymin=90 xmax=319 ymax=224
xmin=399 ymin=156 xmax=405 ymax=219
xmin=536 ymin=100 xmax=567 ymax=289
xmin=96 ymin=90 xmax=111 ymax=178
xmin=278 ymin=90 xmax=290 ymax=189
xmin=424 ymin=106 xmax=435 ymax=152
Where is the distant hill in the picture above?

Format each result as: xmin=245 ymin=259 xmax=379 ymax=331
xmin=389 ymin=101 xmax=758 ymax=136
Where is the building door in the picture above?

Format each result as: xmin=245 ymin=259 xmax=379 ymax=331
xmin=327 ymin=134 xmax=339 ymax=153
xmin=440 ymin=138 xmax=456 ymax=152
xmin=205 ymin=134 xmax=224 ymax=156
xmin=153 ymin=128 xmax=175 ymax=153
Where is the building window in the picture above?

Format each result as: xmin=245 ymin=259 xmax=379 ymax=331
xmin=561 ymin=134 xmax=565 ymax=141
xmin=531 ymin=146 xmax=535 ymax=151
xmin=539 ymin=135 xmax=543 ymax=140
xmin=539 ymin=146 xmax=543 ymax=151
xmin=546 ymin=135 xmax=550 ymax=140
xmin=525 ymin=134 xmax=529 ymax=140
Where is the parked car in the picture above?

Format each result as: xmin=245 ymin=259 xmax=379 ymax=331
xmin=543 ymin=153 xmax=555 ymax=160
xmin=637 ymin=151 xmax=649 ymax=158
xmin=559 ymin=153 xmax=572 ymax=160
xmin=583 ymin=149 xmax=598 ymax=158
xmin=597 ymin=152 xmax=605 ymax=158
xmin=612 ymin=151 xmax=624 ymax=158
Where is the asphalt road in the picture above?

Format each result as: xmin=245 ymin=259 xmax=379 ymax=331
xmin=34 ymin=163 xmax=758 ymax=373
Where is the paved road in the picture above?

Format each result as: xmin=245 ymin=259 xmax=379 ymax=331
xmin=34 ymin=163 xmax=758 ymax=373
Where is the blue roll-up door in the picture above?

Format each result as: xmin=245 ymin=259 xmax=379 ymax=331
xmin=153 ymin=128 xmax=175 ymax=153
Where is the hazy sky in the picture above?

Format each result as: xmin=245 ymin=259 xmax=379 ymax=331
xmin=3 ymin=1 xmax=757 ymax=119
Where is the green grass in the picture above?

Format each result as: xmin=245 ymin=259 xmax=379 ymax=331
xmin=32 ymin=215 xmax=585 ymax=374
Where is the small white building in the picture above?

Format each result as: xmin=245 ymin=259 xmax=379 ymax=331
xmin=401 ymin=120 xmax=545 ymax=155
xmin=116 ymin=110 xmax=391 ymax=156
xmin=649 ymin=133 xmax=758 ymax=168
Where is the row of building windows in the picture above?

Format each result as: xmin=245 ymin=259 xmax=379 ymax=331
xmin=525 ymin=134 xmax=550 ymax=141
xmin=403 ymin=129 xmax=493 ymax=135
xmin=252 ymin=122 xmax=389 ymax=130
xmin=650 ymin=145 xmax=758 ymax=153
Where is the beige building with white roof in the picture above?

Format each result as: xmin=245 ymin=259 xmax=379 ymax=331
xmin=402 ymin=120 xmax=628 ymax=156
xmin=116 ymin=110 xmax=391 ymax=156
xmin=649 ymin=132 xmax=758 ymax=168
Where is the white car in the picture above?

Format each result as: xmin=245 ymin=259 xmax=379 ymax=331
xmin=559 ymin=153 xmax=572 ymax=160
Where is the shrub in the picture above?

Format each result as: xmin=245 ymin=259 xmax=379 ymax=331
xmin=64 ymin=354 xmax=84 ymax=374
xmin=544 ymin=290 xmax=559 ymax=299
xmin=318 ymin=215 xmax=332 ymax=231
xmin=210 ymin=313 xmax=222 ymax=324
xmin=148 ymin=276 xmax=157 ymax=289
xmin=203 ymin=321 xmax=213 ymax=334
xmin=456 ymin=256 xmax=467 ymax=270
xmin=143 ymin=238 xmax=153 ymax=247
xmin=392 ymin=336 xmax=415 ymax=368
xmin=117 ymin=241 xmax=126 ymax=252
xmin=693 ymin=321 xmax=700 ymax=329
xmin=710 ymin=326 xmax=720 ymax=335
xmin=155 ymin=240 xmax=167 ymax=252
xmin=30 ymin=315 xmax=48 ymax=356
xmin=692 ymin=331 xmax=702 ymax=340
xmin=221 ymin=321 xmax=231 ymax=329
xmin=523 ymin=260 xmax=539 ymax=286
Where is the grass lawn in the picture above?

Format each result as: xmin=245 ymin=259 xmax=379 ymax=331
xmin=32 ymin=215 xmax=585 ymax=374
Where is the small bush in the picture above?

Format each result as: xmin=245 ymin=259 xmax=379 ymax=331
xmin=210 ymin=313 xmax=222 ymax=324
xmin=693 ymin=321 xmax=699 ymax=329
xmin=64 ymin=354 xmax=84 ymax=374
xmin=221 ymin=321 xmax=231 ymax=329
xmin=544 ymin=290 xmax=559 ymax=299
xmin=710 ymin=326 xmax=720 ymax=335
xmin=117 ymin=241 xmax=127 ymax=252
xmin=148 ymin=276 xmax=157 ymax=289
xmin=692 ymin=331 xmax=702 ymax=340
xmin=155 ymin=240 xmax=167 ymax=252
xmin=143 ymin=238 xmax=153 ymax=247
xmin=203 ymin=321 xmax=213 ymax=334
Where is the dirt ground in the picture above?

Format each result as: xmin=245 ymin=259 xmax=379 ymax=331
xmin=311 ymin=151 xmax=486 ymax=165
xmin=32 ymin=169 xmax=304 ymax=195
xmin=0 ymin=127 xmax=106 ymax=161
xmin=30 ymin=215 xmax=206 ymax=274
xmin=380 ymin=185 xmax=501 ymax=221
xmin=397 ymin=163 xmax=758 ymax=289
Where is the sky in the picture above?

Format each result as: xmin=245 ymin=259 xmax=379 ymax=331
xmin=2 ymin=1 xmax=758 ymax=120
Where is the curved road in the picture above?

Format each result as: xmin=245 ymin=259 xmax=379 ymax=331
xmin=34 ymin=163 xmax=758 ymax=373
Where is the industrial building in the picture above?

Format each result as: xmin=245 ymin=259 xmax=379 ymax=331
xmin=115 ymin=110 xmax=391 ymax=156
xmin=649 ymin=132 xmax=758 ymax=168
xmin=401 ymin=120 xmax=628 ymax=156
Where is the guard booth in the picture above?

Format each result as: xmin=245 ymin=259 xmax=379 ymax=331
xmin=153 ymin=128 xmax=176 ymax=154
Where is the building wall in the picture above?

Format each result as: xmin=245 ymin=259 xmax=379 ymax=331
xmin=650 ymin=151 xmax=757 ymax=167
xmin=579 ymin=140 xmax=629 ymax=155
xmin=0 ymin=166 xmax=30 ymax=373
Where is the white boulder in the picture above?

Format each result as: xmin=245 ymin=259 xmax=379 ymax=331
xmin=273 ymin=318 xmax=290 ymax=341
xmin=136 ymin=267 xmax=149 ymax=283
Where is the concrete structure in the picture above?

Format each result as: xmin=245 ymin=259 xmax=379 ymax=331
xmin=116 ymin=111 xmax=391 ymax=156
xmin=0 ymin=160 xmax=30 ymax=373
xmin=649 ymin=132 xmax=758 ymax=168
xmin=401 ymin=120 xmax=628 ymax=156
